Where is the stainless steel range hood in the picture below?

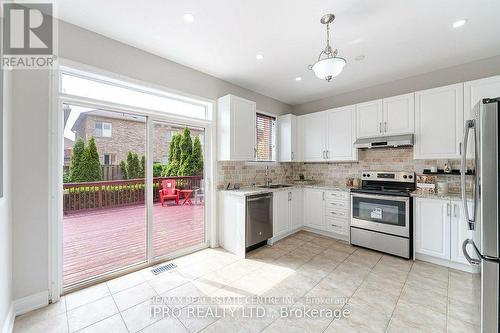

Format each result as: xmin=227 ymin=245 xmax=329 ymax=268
xmin=353 ymin=134 xmax=414 ymax=149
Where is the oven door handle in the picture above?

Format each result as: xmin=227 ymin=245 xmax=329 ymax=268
xmin=350 ymin=193 xmax=410 ymax=202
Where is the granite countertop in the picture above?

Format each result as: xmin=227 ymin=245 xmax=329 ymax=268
xmin=410 ymin=189 xmax=473 ymax=200
xmin=219 ymin=184 xmax=352 ymax=196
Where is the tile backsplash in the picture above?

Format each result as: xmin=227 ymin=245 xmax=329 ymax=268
xmin=217 ymin=147 xmax=472 ymax=192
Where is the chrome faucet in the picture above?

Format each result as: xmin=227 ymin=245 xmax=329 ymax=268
xmin=265 ymin=166 xmax=272 ymax=187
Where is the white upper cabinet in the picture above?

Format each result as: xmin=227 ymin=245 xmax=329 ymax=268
xmin=356 ymin=99 xmax=383 ymax=138
xmin=325 ymin=106 xmax=357 ymax=161
xmin=297 ymin=112 xmax=326 ymax=162
xmin=464 ymin=76 xmax=500 ymax=157
xmin=278 ymin=114 xmax=297 ymax=162
xmin=356 ymin=94 xmax=414 ymax=138
xmin=217 ymin=95 xmax=256 ymax=161
xmin=414 ymin=83 xmax=464 ymax=159
xmin=382 ymin=93 xmax=415 ymax=135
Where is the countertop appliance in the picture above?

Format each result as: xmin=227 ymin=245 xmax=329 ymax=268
xmin=461 ymin=97 xmax=500 ymax=333
xmin=353 ymin=134 xmax=414 ymax=149
xmin=245 ymin=192 xmax=273 ymax=251
xmin=350 ymin=171 xmax=416 ymax=259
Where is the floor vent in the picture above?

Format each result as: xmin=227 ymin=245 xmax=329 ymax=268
xmin=151 ymin=263 xmax=177 ymax=275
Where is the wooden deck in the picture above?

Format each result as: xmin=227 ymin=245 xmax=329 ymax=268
xmin=63 ymin=203 xmax=204 ymax=286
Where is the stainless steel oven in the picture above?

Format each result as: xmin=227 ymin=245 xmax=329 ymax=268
xmin=351 ymin=193 xmax=410 ymax=238
xmin=350 ymin=171 xmax=415 ymax=259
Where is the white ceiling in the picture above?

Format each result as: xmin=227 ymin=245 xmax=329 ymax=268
xmin=55 ymin=0 xmax=500 ymax=105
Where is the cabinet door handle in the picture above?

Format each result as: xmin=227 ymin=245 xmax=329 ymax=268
xmin=322 ymin=192 xmax=325 ymax=201
xmin=446 ymin=203 xmax=451 ymax=217
xmin=326 ymin=150 xmax=329 ymax=159
xmin=384 ymin=122 xmax=387 ymax=133
xmin=330 ymin=212 xmax=337 ymax=215
xmin=291 ymin=152 xmax=294 ymax=160
xmin=459 ymin=142 xmax=462 ymax=155
xmin=454 ymin=204 xmax=458 ymax=217
xmin=379 ymin=122 xmax=382 ymax=133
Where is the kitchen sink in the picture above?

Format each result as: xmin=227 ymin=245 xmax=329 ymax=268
xmin=257 ymin=184 xmax=293 ymax=189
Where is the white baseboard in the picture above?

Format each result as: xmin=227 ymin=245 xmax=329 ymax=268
xmin=1 ymin=303 xmax=14 ymax=333
xmin=415 ymin=253 xmax=480 ymax=273
xmin=13 ymin=291 xmax=49 ymax=316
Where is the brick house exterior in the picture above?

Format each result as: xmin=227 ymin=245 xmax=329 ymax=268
xmin=71 ymin=110 xmax=204 ymax=166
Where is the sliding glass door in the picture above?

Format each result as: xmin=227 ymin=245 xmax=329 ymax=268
xmin=62 ymin=105 xmax=147 ymax=287
xmin=61 ymin=105 xmax=208 ymax=289
xmin=58 ymin=66 xmax=212 ymax=291
xmin=152 ymin=121 xmax=206 ymax=259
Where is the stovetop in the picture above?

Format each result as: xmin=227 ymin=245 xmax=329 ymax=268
xmin=352 ymin=171 xmax=416 ymax=197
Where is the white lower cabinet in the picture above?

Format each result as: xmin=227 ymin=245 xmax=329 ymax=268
xmin=303 ymin=188 xmax=325 ymax=230
xmin=290 ymin=189 xmax=303 ymax=230
xmin=274 ymin=191 xmax=291 ymax=237
xmin=273 ymin=189 xmax=303 ymax=239
xmin=415 ymin=198 xmax=450 ymax=260
xmin=303 ymin=188 xmax=349 ymax=239
xmin=415 ymin=197 xmax=475 ymax=270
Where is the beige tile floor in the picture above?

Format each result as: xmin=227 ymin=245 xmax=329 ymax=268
xmin=14 ymin=231 xmax=480 ymax=333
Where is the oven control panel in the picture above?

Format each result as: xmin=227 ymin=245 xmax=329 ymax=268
xmin=360 ymin=171 xmax=415 ymax=183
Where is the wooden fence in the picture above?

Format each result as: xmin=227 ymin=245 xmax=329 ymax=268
xmin=63 ymin=165 xmax=123 ymax=181
xmin=63 ymin=176 xmax=202 ymax=214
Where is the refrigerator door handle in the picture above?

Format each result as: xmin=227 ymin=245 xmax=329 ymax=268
xmin=463 ymin=238 xmax=500 ymax=264
xmin=462 ymin=239 xmax=481 ymax=265
xmin=461 ymin=120 xmax=477 ymax=230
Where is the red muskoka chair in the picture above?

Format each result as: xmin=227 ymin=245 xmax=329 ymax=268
xmin=159 ymin=179 xmax=180 ymax=206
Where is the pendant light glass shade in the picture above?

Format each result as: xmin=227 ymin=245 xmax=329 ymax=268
xmin=311 ymin=57 xmax=346 ymax=81
xmin=309 ymin=13 xmax=346 ymax=82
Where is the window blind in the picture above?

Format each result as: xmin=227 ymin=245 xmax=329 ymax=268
xmin=256 ymin=113 xmax=276 ymax=161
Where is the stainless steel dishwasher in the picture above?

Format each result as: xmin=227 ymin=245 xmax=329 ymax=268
xmin=246 ymin=192 xmax=273 ymax=250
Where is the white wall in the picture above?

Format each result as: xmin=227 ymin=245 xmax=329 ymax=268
xmin=9 ymin=20 xmax=291 ymax=303
xmin=292 ymin=54 xmax=500 ymax=114
xmin=59 ymin=21 xmax=292 ymax=115
xmin=0 ymin=70 xmax=13 ymax=332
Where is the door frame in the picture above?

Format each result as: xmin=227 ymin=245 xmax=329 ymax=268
xmin=49 ymin=59 xmax=217 ymax=298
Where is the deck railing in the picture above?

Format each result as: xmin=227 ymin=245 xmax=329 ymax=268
xmin=63 ymin=176 xmax=202 ymax=214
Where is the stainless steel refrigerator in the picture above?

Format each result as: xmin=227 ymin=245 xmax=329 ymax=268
xmin=462 ymin=97 xmax=500 ymax=333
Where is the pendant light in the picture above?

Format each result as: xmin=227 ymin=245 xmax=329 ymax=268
xmin=309 ymin=14 xmax=346 ymax=82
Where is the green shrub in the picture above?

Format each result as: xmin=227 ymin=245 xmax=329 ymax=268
xmin=78 ymin=137 xmax=102 ymax=182
xmin=68 ymin=138 xmax=85 ymax=182
xmin=153 ymin=163 xmax=163 ymax=177
xmin=126 ymin=152 xmax=141 ymax=179
xmin=192 ymin=135 xmax=204 ymax=176
xmin=119 ymin=160 xmax=128 ymax=179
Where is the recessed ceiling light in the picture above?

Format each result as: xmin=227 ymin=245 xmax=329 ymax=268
xmin=183 ymin=13 xmax=195 ymax=23
xmin=452 ymin=19 xmax=467 ymax=28
xmin=295 ymin=77 xmax=302 ymax=81
xmin=355 ymin=55 xmax=365 ymax=61
xmin=256 ymin=54 xmax=264 ymax=60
